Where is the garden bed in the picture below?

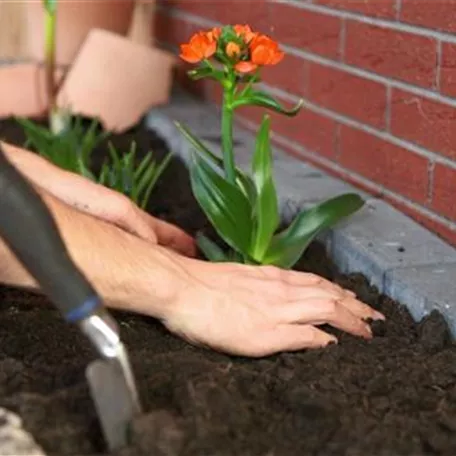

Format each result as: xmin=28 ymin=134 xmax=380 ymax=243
xmin=1 ymin=117 xmax=456 ymax=455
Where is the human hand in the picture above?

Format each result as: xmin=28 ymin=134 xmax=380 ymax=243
xmin=1 ymin=142 xmax=196 ymax=257
xmin=161 ymin=257 xmax=385 ymax=357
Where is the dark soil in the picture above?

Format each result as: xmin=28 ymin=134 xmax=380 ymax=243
xmin=1 ymin=116 xmax=456 ymax=456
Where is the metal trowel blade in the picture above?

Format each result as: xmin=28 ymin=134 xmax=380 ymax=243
xmin=85 ymin=355 xmax=141 ymax=452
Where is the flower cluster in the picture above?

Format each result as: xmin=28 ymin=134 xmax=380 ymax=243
xmin=180 ymin=24 xmax=284 ymax=74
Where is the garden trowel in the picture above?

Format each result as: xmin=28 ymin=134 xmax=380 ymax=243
xmin=0 ymin=143 xmax=142 ymax=451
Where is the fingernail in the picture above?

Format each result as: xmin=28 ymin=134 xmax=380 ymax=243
xmin=364 ymin=324 xmax=373 ymax=338
xmin=326 ymin=336 xmax=338 ymax=346
xmin=373 ymin=310 xmax=386 ymax=321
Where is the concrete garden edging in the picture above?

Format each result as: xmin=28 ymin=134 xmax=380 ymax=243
xmin=145 ymin=88 xmax=456 ymax=336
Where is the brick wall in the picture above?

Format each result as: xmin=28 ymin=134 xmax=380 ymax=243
xmin=154 ymin=0 xmax=456 ymax=246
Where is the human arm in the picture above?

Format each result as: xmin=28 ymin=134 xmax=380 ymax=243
xmin=0 ymin=183 xmax=384 ymax=357
xmin=0 ymin=141 xmax=196 ymax=257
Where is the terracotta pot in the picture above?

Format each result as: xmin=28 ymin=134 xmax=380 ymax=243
xmin=24 ymin=0 xmax=135 ymax=66
xmin=57 ymin=29 xmax=176 ymax=133
xmin=0 ymin=63 xmax=65 ymax=119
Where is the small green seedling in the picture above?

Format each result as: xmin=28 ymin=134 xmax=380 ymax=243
xmin=98 ymin=141 xmax=172 ymax=210
xmin=16 ymin=116 xmax=108 ymax=179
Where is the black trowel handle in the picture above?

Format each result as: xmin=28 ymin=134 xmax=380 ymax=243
xmin=0 ymin=143 xmax=102 ymax=323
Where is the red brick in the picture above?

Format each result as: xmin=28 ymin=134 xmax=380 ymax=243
xmin=260 ymin=130 xmax=456 ymax=245
xmin=261 ymin=54 xmax=309 ymax=97
xmin=390 ymin=88 xmax=456 ymax=160
xmin=315 ymin=0 xmax=397 ymax=18
xmin=431 ymin=163 xmax=456 ymax=221
xmin=237 ymin=101 xmax=337 ymax=159
xmin=160 ymin=0 xmax=270 ymax=31
xmin=308 ymin=62 xmax=387 ymax=128
xmin=268 ymin=2 xmax=342 ymax=59
xmin=440 ymin=42 xmax=456 ymax=98
xmin=400 ymin=0 xmax=456 ymax=34
xmin=344 ymin=21 xmax=437 ymax=88
xmin=268 ymin=136 xmax=456 ymax=245
xmin=339 ymin=126 xmax=429 ymax=203
xmin=154 ymin=10 xmax=194 ymax=47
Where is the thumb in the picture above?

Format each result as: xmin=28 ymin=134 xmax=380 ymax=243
xmin=148 ymin=217 xmax=197 ymax=257
xmin=115 ymin=207 xmax=159 ymax=244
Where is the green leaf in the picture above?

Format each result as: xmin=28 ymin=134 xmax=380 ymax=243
xmin=232 ymin=90 xmax=303 ymax=116
xmin=138 ymin=151 xmax=172 ymax=209
xmin=107 ymin=141 xmax=121 ymax=170
xmin=189 ymin=152 xmax=253 ymax=254
xmin=252 ymin=178 xmax=279 ymax=260
xmin=196 ymin=232 xmax=229 ymax=262
xmin=252 ymin=115 xmax=273 ymax=186
xmin=125 ymin=142 xmax=137 ymax=191
xmin=133 ymin=146 xmax=152 ymax=181
xmin=135 ymin=159 xmax=156 ymax=206
xmin=98 ymin=163 xmax=109 ymax=186
xmin=131 ymin=153 xmax=153 ymax=201
xmin=15 ymin=117 xmax=53 ymax=157
xmin=188 ymin=67 xmax=213 ymax=80
xmin=79 ymin=118 xmax=109 ymax=167
xmin=188 ymin=67 xmax=224 ymax=81
xmin=250 ymin=116 xmax=279 ymax=261
xmin=175 ymin=121 xmax=256 ymax=202
xmin=174 ymin=121 xmax=224 ymax=170
xmin=263 ymin=193 xmax=364 ymax=269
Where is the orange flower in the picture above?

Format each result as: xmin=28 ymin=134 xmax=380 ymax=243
xmin=250 ymin=34 xmax=284 ymax=65
xmin=208 ymin=27 xmax=221 ymax=40
xmin=235 ymin=34 xmax=284 ymax=73
xmin=234 ymin=61 xmax=258 ymax=73
xmin=233 ymin=24 xmax=257 ymax=43
xmin=180 ymin=30 xmax=218 ymax=63
xmin=226 ymin=41 xmax=241 ymax=58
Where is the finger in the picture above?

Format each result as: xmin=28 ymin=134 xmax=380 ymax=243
xmin=261 ymin=324 xmax=338 ymax=355
xmin=116 ymin=212 xmax=159 ymax=244
xmin=286 ymin=285 xmax=346 ymax=303
xmin=276 ymin=269 xmax=354 ymax=296
xmin=339 ymin=296 xmax=385 ymax=321
xmin=150 ymin=218 xmax=197 ymax=257
xmin=282 ymin=298 xmax=373 ymax=339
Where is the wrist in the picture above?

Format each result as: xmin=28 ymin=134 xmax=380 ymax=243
xmin=106 ymin=243 xmax=188 ymax=320
xmin=40 ymin=191 xmax=184 ymax=320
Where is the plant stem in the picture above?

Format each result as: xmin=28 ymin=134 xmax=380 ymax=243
xmin=239 ymin=68 xmax=260 ymax=98
xmin=44 ymin=6 xmax=56 ymax=124
xmin=221 ymin=79 xmax=236 ymax=184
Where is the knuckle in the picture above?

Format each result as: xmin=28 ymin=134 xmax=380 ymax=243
xmin=108 ymin=193 xmax=131 ymax=223
xmin=307 ymin=272 xmax=323 ymax=283
xmin=117 ymin=194 xmax=134 ymax=216
xmin=262 ymin=265 xmax=288 ymax=283
xmin=322 ymin=299 xmax=339 ymax=317
xmin=259 ymin=264 xmax=279 ymax=276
